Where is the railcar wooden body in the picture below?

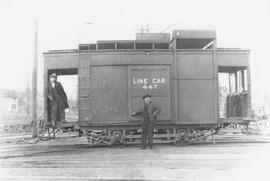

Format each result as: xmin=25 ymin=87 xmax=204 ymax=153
xmin=43 ymin=30 xmax=251 ymax=143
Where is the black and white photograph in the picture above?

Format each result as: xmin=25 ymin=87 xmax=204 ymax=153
xmin=0 ymin=0 xmax=270 ymax=180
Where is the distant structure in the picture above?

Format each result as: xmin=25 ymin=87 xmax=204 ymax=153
xmin=0 ymin=90 xmax=19 ymax=113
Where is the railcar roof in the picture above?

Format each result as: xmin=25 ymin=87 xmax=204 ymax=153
xmin=44 ymin=29 xmax=250 ymax=53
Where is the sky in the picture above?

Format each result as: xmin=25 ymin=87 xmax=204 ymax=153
xmin=0 ymin=0 xmax=269 ymax=108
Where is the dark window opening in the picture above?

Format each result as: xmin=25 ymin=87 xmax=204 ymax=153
xmin=79 ymin=44 xmax=89 ymax=50
xmin=98 ymin=43 xmax=115 ymax=50
xmin=117 ymin=43 xmax=134 ymax=49
xmin=135 ymin=43 xmax=153 ymax=49
xmin=176 ymin=38 xmax=214 ymax=49
xmin=89 ymin=44 xmax=96 ymax=50
xmin=154 ymin=43 xmax=169 ymax=49
xmin=78 ymin=44 xmax=96 ymax=51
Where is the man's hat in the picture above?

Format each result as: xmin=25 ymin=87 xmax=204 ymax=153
xmin=142 ymin=93 xmax=151 ymax=100
xmin=49 ymin=73 xmax=57 ymax=78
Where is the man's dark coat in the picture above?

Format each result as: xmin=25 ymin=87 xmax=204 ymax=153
xmin=48 ymin=81 xmax=69 ymax=109
xmin=133 ymin=101 xmax=161 ymax=124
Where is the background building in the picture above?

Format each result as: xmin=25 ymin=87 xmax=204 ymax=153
xmin=0 ymin=89 xmax=19 ymax=113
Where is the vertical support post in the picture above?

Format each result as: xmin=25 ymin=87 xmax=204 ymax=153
xmin=44 ymin=65 xmax=48 ymax=129
xmin=235 ymin=72 xmax=238 ymax=93
xmin=213 ymin=38 xmax=218 ymax=120
xmin=241 ymin=69 xmax=245 ymax=91
xmin=173 ymin=39 xmax=178 ymax=123
xmin=247 ymin=56 xmax=252 ymax=116
xmin=78 ymin=49 xmax=81 ymax=123
xmin=228 ymin=73 xmax=232 ymax=94
xmin=32 ymin=20 xmax=38 ymax=139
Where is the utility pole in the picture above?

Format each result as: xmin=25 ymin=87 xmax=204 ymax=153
xmin=31 ymin=20 xmax=38 ymax=139
xmin=26 ymin=78 xmax=30 ymax=118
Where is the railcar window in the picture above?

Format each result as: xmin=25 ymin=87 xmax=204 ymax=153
xmin=117 ymin=43 xmax=134 ymax=49
xmin=176 ymin=38 xmax=214 ymax=49
xmin=79 ymin=45 xmax=89 ymax=50
xmin=98 ymin=43 xmax=115 ymax=49
xmin=89 ymin=44 xmax=96 ymax=50
xmin=79 ymin=44 xmax=96 ymax=50
xmin=135 ymin=43 xmax=153 ymax=49
xmin=154 ymin=43 xmax=169 ymax=49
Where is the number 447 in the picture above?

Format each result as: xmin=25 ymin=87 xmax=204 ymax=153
xmin=142 ymin=84 xmax=157 ymax=89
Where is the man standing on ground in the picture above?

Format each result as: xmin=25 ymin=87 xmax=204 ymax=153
xmin=48 ymin=73 xmax=69 ymax=127
xmin=131 ymin=93 xmax=161 ymax=149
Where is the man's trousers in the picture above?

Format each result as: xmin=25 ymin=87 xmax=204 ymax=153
xmin=50 ymin=101 xmax=65 ymax=125
xmin=141 ymin=122 xmax=154 ymax=149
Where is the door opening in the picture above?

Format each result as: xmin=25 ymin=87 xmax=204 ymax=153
xmin=47 ymin=68 xmax=78 ymax=123
xmin=218 ymin=66 xmax=248 ymax=118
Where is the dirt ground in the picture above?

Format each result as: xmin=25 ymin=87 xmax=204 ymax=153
xmin=0 ymin=131 xmax=270 ymax=181
xmin=0 ymin=116 xmax=269 ymax=181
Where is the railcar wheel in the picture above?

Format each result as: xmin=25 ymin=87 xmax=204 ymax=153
xmin=175 ymin=128 xmax=188 ymax=142
xmin=110 ymin=130 xmax=125 ymax=147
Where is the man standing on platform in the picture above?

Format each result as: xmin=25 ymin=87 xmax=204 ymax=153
xmin=131 ymin=93 xmax=161 ymax=149
xmin=48 ymin=73 xmax=69 ymax=127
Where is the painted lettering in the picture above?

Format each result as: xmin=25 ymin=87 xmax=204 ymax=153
xmin=132 ymin=78 xmax=136 ymax=84
xmin=152 ymin=78 xmax=165 ymax=84
xmin=133 ymin=78 xmax=148 ymax=84
xmin=133 ymin=77 xmax=166 ymax=90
